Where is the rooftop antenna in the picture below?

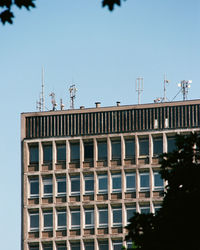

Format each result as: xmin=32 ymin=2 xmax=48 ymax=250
xmin=41 ymin=67 xmax=45 ymax=111
xmin=136 ymin=77 xmax=144 ymax=104
xmin=69 ymin=84 xmax=77 ymax=109
xmin=49 ymin=92 xmax=57 ymax=111
xmin=178 ymin=80 xmax=192 ymax=101
xmin=163 ymin=73 xmax=170 ymax=102
xmin=36 ymin=93 xmax=42 ymax=111
xmin=60 ymin=98 xmax=65 ymax=110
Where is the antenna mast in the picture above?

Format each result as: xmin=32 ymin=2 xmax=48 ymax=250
xmin=163 ymin=73 xmax=169 ymax=102
xmin=136 ymin=77 xmax=144 ymax=104
xmin=41 ymin=67 xmax=45 ymax=111
xmin=69 ymin=84 xmax=77 ymax=109
xmin=49 ymin=92 xmax=57 ymax=111
xmin=178 ymin=80 xmax=192 ymax=101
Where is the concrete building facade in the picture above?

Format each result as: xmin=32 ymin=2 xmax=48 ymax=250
xmin=21 ymin=99 xmax=200 ymax=250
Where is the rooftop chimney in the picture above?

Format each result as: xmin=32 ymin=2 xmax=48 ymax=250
xmin=95 ymin=102 xmax=101 ymax=108
xmin=116 ymin=101 xmax=120 ymax=106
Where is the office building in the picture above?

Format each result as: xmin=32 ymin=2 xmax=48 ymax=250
xmin=21 ymin=99 xmax=200 ymax=249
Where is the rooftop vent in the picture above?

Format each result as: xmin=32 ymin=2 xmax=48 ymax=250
xmin=116 ymin=101 xmax=120 ymax=106
xmin=95 ymin=102 xmax=101 ymax=108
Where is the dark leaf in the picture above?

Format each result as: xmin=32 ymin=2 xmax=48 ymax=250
xmin=14 ymin=0 xmax=35 ymax=10
xmin=102 ymin=0 xmax=121 ymax=11
xmin=0 ymin=9 xmax=14 ymax=24
xmin=0 ymin=0 xmax=12 ymax=8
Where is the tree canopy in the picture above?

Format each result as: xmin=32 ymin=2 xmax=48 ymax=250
xmin=125 ymin=133 xmax=200 ymax=250
xmin=0 ymin=0 xmax=126 ymax=25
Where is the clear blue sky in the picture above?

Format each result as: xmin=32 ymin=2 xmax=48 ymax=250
xmin=0 ymin=0 xmax=199 ymax=249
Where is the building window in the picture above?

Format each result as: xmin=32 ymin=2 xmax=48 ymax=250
xmin=140 ymin=205 xmax=150 ymax=214
xmin=125 ymin=172 xmax=136 ymax=192
xmin=43 ymin=244 xmax=53 ymax=250
xmin=98 ymin=208 xmax=108 ymax=227
xmin=125 ymin=139 xmax=135 ymax=158
xmin=167 ymin=136 xmax=176 ymax=152
xmin=139 ymin=172 xmax=150 ymax=191
xmin=71 ymin=210 xmax=80 ymax=229
xmin=56 ymin=244 xmax=67 ymax=250
xmin=43 ymin=144 xmax=52 ymax=163
xmin=98 ymin=174 xmax=108 ymax=193
xmin=29 ymin=245 xmax=39 ymax=250
xmin=112 ymin=241 xmax=123 ymax=250
xmin=112 ymin=208 xmax=122 ymax=227
xmin=84 ymin=174 xmax=94 ymax=194
xmin=70 ymin=175 xmax=80 ymax=195
xmin=154 ymin=204 xmax=162 ymax=214
xmin=153 ymin=137 xmax=163 ymax=156
xmin=29 ymin=145 xmax=39 ymax=164
xmin=139 ymin=137 xmax=149 ymax=156
xmin=84 ymin=142 xmax=93 ymax=160
xmin=84 ymin=242 xmax=94 ymax=250
xmin=111 ymin=139 xmax=121 ymax=160
xmin=153 ymin=172 xmax=164 ymax=190
xmin=127 ymin=241 xmax=133 ymax=249
xmin=70 ymin=142 xmax=80 ymax=162
xmin=43 ymin=177 xmax=53 ymax=197
xmin=70 ymin=242 xmax=80 ymax=250
xmin=85 ymin=209 xmax=94 ymax=228
xmin=29 ymin=211 xmax=39 ymax=231
xmin=29 ymin=178 xmax=39 ymax=198
xmin=43 ymin=211 xmax=53 ymax=231
xmin=56 ymin=143 xmax=66 ymax=162
xmin=126 ymin=207 xmax=136 ymax=224
xmin=112 ymin=173 xmax=121 ymax=193
xmin=57 ymin=210 xmax=66 ymax=230
xmin=56 ymin=176 xmax=66 ymax=196
xmin=98 ymin=141 xmax=107 ymax=160
xmin=98 ymin=241 xmax=108 ymax=250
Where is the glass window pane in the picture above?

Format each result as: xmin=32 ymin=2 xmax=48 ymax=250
xmin=153 ymin=137 xmax=163 ymax=156
xmin=154 ymin=172 xmax=164 ymax=189
xmin=43 ymin=246 xmax=53 ymax=250
xmin=99 ymin=242 xmax=108 ymax=250
xmin=57 ymin=211 xmax=66 ymax=228
xmin=84 ymin=142 xmax=93 ymax=160
xmin=98 ymin=141 xmax=107 ymax=160
xmin=99 ymin=209 xmax=108 ymax=226
xmin=57 ymin=245 xmax=67 ymax=250
xmin=43 ymin=145 xmax=52 ymax=163
xmin=112 ymin=140 xmax=121 ymax=159
xmin=126 ymin=208 xmax=136 ymax=223
xmin=126 ymin=173 xmax=136 ymax=191
xmin=29 ymin=246 xmax=39 ymax=250
xmin=30 ymin=213 xmax=39 ymax=230
xmin=71 ymin=176 xmax=80 ymax=193
xmin=57 ymin=144 xmax=66 ymax=161
xmin=113 ymin=241 xmax=123 ymax=250
xmin=140 ymin=206 xmax=150 ymax=214
xmin=112 ymin=175 xmax=121 ymax=192
xmin=167 ymin=136 xmax=176 ymax=152
xmin=85 ymin=175 xmax=94 ymax=193
xmin=71 ymin=211 xmax=80 ymax=228
xmin=113 ymin=209 xmax=122 ymax=225
xmin=85 ymin=210 xmax=94 ymax=227
xmin=57 ymin=177 xmax=66 ymax=194
xmin=43 ymin=178 xmax=52 ymax=196
xmin=98 ymin=175 xmax=108 ymax=193
xmin=29 ymin=146 xmax=39 ymax=164
xmin=71 ymin=243 xmax=80 ymax=250
xmin=125 ymin=139 xmax=135 ymax=158
xmin=30 ymin=179 xmax=39 ymax=197
xmin=139 ymin=138 xmax=149 ymax=156
xmin=43 ymin=212 xmax=53 ymax=229
xmin=84 ymin=242 xmax=94 ymax=250
xmin=140 ymin=173 xmax=149 ymax=190
xmin=70 ymin=143 xmax=80 ymax=161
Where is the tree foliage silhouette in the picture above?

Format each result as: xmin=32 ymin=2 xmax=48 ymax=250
xmin=125 ymin=133 xmax=200 ymax=250
xmin=0 ymin=0 xmax=126 ymax=25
